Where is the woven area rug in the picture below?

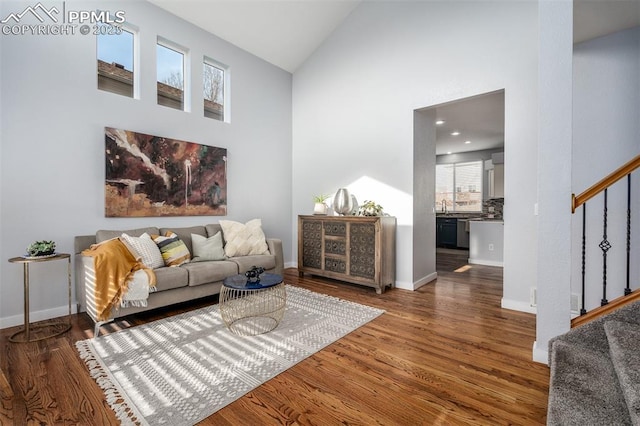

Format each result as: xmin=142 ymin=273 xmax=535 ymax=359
xmin=76 ymin=285 xmax=384 ymax=426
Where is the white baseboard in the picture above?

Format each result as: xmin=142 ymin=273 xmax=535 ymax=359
xmin=501 ymin=298 xmax=537 ymax=314
xmin=394 ymin=272 xmax=438 ymax=291
xmin=469 ymin=258 xmax=503 ymax=267
xmin=532 ymin=340 xmax=549 ymax=365
xmin=414 ymin=272 xmax=438 ymax=290
xmin=0 ymin=304 xmax=78 ymax=329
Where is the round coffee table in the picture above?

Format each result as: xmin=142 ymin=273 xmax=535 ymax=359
xmin=220 ymin=273 xmax=286 ymax=336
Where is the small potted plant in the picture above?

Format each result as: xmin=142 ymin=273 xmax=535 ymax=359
xmin=26 ymin=240 xmax=56 ymax=257
xmin=356 ymin=200 xmax=385 ymax=217
xmin=313 ymin=194 xmax=330 ymax=215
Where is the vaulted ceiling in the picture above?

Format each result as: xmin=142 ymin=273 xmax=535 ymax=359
xmin=148 ymin=0 xmax=640 ymax=74
xmin=147 ymin=0 xmax=639 ymax=155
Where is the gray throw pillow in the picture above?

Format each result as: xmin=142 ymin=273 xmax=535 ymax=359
xmin=191 ymin=232 xmax=226 ymax=262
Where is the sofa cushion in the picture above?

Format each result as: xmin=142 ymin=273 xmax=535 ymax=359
xmin=96 ymin=227 xmax=159 ymax=243
xmin=153 ymin=266 xmax=189 ymax=292
xmin=229 ymin=255 xmax=277 ymax=274
xmin=152 ymin=232 xmax=191 ymax=267
xmin=159 ymin=226 xmax=206 ymax=254
xmin=205 ymin=224 xmax=222 ymax=238
xmin=121 ymin=233 xmax=165 ymax=269
xmin=219 ymin=219 xmax=269 ymax=257
xmin=182 ymin=261 xmax=238 ymax=287
xmin=191 ymin=232 xmax=225 ymax=262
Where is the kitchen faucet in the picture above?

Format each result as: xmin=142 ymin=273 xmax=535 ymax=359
xmin=441 ymin=199 xmax=447 ymax=214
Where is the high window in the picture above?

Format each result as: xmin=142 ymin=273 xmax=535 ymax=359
xmin=435 ymin=161 xmax=483 ymax=212
xmin=157 ymin=38 xmax=187 ymax=111
xmin=97 ymin=24 xmax=135 ymax=97
xmin=203 ymin=58 xmax=226 ymax=121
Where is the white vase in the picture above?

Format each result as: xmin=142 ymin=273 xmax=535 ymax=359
xmin=313 ymin=202 xmax=328 ymax=215
xmin=350 ymin=195 xmax=359 ymax=215
xmin=333 ymin=188 xmax=353 ymax=215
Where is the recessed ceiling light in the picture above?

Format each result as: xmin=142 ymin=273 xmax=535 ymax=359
xmin=451 ymin=131 xmax=460 ymax=136
xmin=436 ymin=120 xmax=445 ymax=125
xmin=447 ymin=151 xmax=452 ymax=155
xmin=465 ymin=140 xmax=471 ymax=144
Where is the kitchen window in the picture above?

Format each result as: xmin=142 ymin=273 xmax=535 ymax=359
xmin=436 ymin=161 xmax=483 ymax=212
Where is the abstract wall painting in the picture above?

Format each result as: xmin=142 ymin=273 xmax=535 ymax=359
xmin=105 ymin=127 xmax=227 ymax=217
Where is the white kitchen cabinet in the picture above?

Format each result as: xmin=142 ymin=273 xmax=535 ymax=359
xmin=488 ymin=164 xmax=504 ymax=198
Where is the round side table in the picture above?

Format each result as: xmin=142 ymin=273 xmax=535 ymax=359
xmin=220 ymin=273 xmax=286 ymax=336
xmin=8 ymin=253 xmax=72 ymax=343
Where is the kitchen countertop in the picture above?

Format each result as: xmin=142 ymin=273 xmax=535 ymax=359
xmin=436 ymin=214 xmax=503 ymax=222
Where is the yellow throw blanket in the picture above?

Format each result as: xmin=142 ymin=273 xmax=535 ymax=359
xmin=82 ymin=238 xmax=156 ymax=321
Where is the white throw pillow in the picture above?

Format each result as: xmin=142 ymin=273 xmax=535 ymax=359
xmin=191 ymin=232 xmax=226 ymax=262
xmin=121 ymin=232 xmax=165 ymax=269
xmin=219 ymin=219 xmax=269 ymax=257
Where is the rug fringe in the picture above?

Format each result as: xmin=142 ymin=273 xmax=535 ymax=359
xmin=75 ymin=340 xmax=147 ymax=426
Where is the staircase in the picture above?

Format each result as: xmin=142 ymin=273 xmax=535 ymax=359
xmin=547 ymin=154 xmax=640 ymax=424
xmin=548 ymin=300 xmax=640 ymax=425
xmin=571 ymin=154 xmax=640 ymax=324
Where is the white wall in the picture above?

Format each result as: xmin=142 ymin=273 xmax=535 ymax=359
xmin=0 ymin=1 xmax=292 ymax=327
xmin=292 ymin=1 xmax=539 ymax=302
xmin=571 ymin=27 xmax=640 ymax=311
xmin=413 ymin=108 xmax=436 ymax=287
xmin=534 ymin=0 xmax=574 ymax=364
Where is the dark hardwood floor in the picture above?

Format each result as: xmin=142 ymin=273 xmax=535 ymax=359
xmin=0 ymin=264 xmax=549 ymax=425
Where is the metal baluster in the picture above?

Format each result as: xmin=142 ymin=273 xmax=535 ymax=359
xmin=599 ymin=189 xmax=611 ymax=306
xmin=581 ymin=204 xmax=587 ymax=315
xmin=625 ymin=174 xmax=631 ymax=295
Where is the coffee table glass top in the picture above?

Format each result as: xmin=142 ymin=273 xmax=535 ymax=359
xmin=223 ymin=273 xmax=283 ymax=290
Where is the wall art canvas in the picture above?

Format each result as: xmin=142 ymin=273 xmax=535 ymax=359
xmin=105 ymin=127 xmax=227 ymax=217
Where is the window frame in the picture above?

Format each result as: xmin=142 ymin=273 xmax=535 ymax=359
xmin=203 ymin=56 xmax=229 ymax=122
xmin=96 ymin=22 xmax=139 ymax=99
xmin=435 ymin=160 xmax=484 ymax=213
xmin=156 ymin=37 xmax=190 ymax=112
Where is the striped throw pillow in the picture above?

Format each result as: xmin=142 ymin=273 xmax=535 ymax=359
xmin=152 ymin=231 xmax=191 ymax=267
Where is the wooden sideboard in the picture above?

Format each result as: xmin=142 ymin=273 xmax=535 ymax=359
xmin=297 ymin=215 xmax=396 ymax=294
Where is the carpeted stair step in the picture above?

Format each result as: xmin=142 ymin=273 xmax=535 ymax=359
xmin=605 ymin=320 xmax=640 ymax=425
xmin=547 ymin=339 xmax=631 ymax=425
xmin=547 ymin=301 xmax=640 ymax=425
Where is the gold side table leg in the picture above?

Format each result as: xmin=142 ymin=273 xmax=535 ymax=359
xmin=23 ymin=263 xmax=30 ymax=342
xmin=67 ymin=257 xmax=72 ymax=324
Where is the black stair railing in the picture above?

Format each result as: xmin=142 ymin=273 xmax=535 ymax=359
xmin=626 ymin=174 xmax=631 ymax=296
xmin=572 ymin=154 xmax=639 ymax=321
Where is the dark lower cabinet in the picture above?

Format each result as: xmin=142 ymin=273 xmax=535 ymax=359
xmin=436 ymin=218 xmax=458 ymax=248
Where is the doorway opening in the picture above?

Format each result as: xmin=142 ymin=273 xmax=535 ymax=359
xmin=412 ymin=90 xmax=505 ymax=280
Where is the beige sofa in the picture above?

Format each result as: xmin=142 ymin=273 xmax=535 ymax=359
xmin=74 ymin=224 xmax=284 ymax=336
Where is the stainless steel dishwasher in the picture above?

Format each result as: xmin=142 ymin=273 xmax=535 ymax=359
xmin=457 ymin=219 xmax=470 ymax=249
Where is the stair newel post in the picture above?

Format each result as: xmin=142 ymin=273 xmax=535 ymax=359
xmin=581 ymin=204 xmax=587 ymax=315
xmin=625 ymin=174 xmax=631 ymax=296
xmin=600 ymin=188 xmax=610 ymax=306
